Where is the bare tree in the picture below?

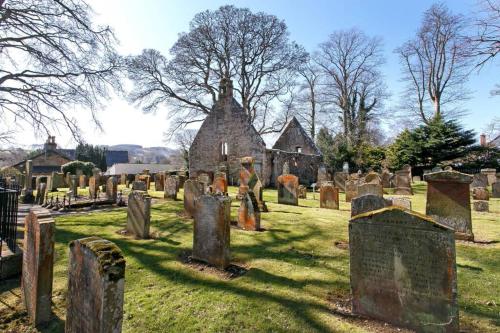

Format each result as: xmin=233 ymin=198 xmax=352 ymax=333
xmin=173 ymin=129 xmax=197 ymax=169
xmin=396 ymin=3 xmax=472 ymax=123
xmin=314 ymin=28 xmax=386 ymax=148
xmin=0 ymin=0 xmax=121 ymax=141
xmin=126 ymin=5 xmax=306 ymax=137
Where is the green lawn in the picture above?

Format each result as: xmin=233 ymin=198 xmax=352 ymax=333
xmin=2 ymin=182 xmax=499 ymax=332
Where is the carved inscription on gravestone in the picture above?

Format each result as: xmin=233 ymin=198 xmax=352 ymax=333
xmin=349 ymin=208 xmax=458 ymax=332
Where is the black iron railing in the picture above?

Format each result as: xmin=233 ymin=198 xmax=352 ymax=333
xmin=0 ymin=187 xmax=19 ymax=254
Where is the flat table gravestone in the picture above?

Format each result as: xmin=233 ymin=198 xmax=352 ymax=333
xmin=238 ymin=190 xmax=261 ymax=231
xmin=164 ymin=176 xmax=178 ymax=200
xmin=473 ymin=200 xmax=489 ymax=212
xmin=193 ymin=194 xmax=231 ymax=269
xmin=472 ymin=187 xmax=489 ymax=201
xmin=471 ymin=173 xmax=488 ymax=189
xmin=345 ymin=180 xmax=358 ymax=202
xmin=357 ymin=183 xmax=383 ymax=197
xmin=154 ymin=173 xmax=165 ymax=191
xmin=351 ymin=194 xmax=388 ymax=217
xmin=184 ymin=179 xmax=204 ymax=218
xmin=89 ymin=176 xmax=98 ymax=199
xmin=127 ymin=191 xmax=152 ymax=239
xmin=424 ymin=171 xmax=474 ymax=241
xmin=106 ymin=176 xmax=118 ymax=201
xmin=132 ymin=180 xmax=147 ymax=192
xmin=22 ymin=208 xmax=55 ymax=327
xmin=65 ymin=237 xmax=125 ymax=333
xmin=349 ymin=207 xmax=458 ymax=332
xmin=394 ymin=170 xmax=413 ymax=195
xmin=493 ymin=181 xmax=500 ymax=198
xmin=277 ymin=174 xmax=299 ymax=206
xmin=320 ymin=184 xmax=339 ymax=209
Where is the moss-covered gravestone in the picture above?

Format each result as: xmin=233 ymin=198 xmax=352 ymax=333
xmin=319 ymin=184 xmax=339 ymax=209
xmin=22 ymin=208 xmax=55 ymax=327
xmin=193 ymin=194 xmax=231 ymax=269
xmin=277 ymin=174 xmax=299 ymax=206
xmin=127 ymin=191 xmax=151 ymax=239
xmin=424 ymin=171 xmax=474 ymax=241
xmin=65 ymin=237 xmax=125 ymax=333
xmin=349 ymin=207 xmax=458 ymax=332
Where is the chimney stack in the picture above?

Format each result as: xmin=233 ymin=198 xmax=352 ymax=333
xmin=480 ymin=133 xmax=487 ymax=147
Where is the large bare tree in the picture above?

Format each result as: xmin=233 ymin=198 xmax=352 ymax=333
xmin=314 ymin=28 xmax=386 ymax=148
xmin=0 ymin=0 xmax=121 ymax=141
xmin=126 ymin=5 xmax=306 ymax=137
xmin=396 ymin=3 xmax=472 ymax=123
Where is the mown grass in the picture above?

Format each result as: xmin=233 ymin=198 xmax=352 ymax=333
xmin=3 ymin=182 xmax=500 ymax=332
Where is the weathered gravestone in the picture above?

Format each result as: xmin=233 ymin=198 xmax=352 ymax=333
xmin=298 ymin=185 xmax=307 ymax=199
xmin=364 ymin=172 xmax=381 ymax=185
xmin=193 ymin=194 xmax=231 ymax=269
xmin=238 ymin=190 xmax=261 ymax=231
xmin=473 ymin=200 xmax=489 ymax=212
xmin=412 ymin=176 xmax=421 ymax=182
xmin=357 ymin=183 xmax=383 ymax=197
xmin=70 ymin=175 xmax=78 ymax=197
xmin=120 ymin=173 xmax=127 ymax=185
xmin=380 ymin=169 xmax=392 ymax=188
xmin=164 ymin=176 xmax=178 ymax=200
xmin=394 ymin=170 xmax=413 ymax=195
xmin=282 ymin=161 xmax=290 ymax=175
xmin=35 ymin=182 xmax=47 ymax=205
xmin=184 ymin=179 xmax=204 ymax=218
xmin=351 ymin=194 xmax=388 ymax=217
xmin=345 ymin=180 xmax=358 ymax=202
xmin=349 ymin=207 xmax=458 ymax=332
xmin=277 ymin=174 xmax=299 ymax=206
xmin=424 ymin=170 xmax=474 ymax=241
xmin=22 ymin=208 xmax=55 ymax=327
xmin=320 ymin=184 xmax=339 ymax=209
xmin=213 ymin=172 xmax=228 ymax=194
xmin=154 ymin=173 xmax=165 ymax=191
xmin=106 ymin=176 xmax=118 ymax=201
xmin=197 ymin=173 xmax=211 ymax=190
xmin=472 ymin=187 xmax=489 ymax=201
xmin=132 ymin=180 xmax=147 ymax=192
xmin=65 ymin=172 xmax=71 ymax=188
xmin=333 ymin=172 xmax=349 ymax=192
xmin=79 ymin=175 xmax=87 ymax=189
xmin=385 ymin=197 xmax=412 ymax=210
xmin=127 ymin=191 xmax=151 ymax=239
xmin=493 ymin=181 xmax=500 ymax=198
xmin=65 ymin=237 xmax=125 ymax=333
xmin=317 ymin=164 xmax=329 ymax=187
xmin=137 ymin=174 xmax=151 ymax=190
xmin=480 ymin=168 xmax=497 ymax=186
xmin=239 ymin=156 xmax=267 ymax=212
xmin=50 ymin=172 xmax=64 ymax=191
xmin=471 ymin=173 xmax=488 ymax=189
xmin=88 ymin=176 xmax=98 ymax=199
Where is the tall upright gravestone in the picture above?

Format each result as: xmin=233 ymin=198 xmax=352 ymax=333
xmin=127 ymin=191 xmax=152 ymax=239
xmin=193 ymin=194 xmax=231 ymax=269
xmin=88 ymin=176 xmax=98 ymax=199
xmin=319 ymin=184 xmax=339 ymax=209
xmin=106 ymin=176 xmax=118 ymax=201
xmin=238 ymin=190 xmax=260 ymax=231
xmin=239 ymin=156 xmax=267 ymax=211
xmin=184 ymin=179 xmax=204 ymax=218
xmin=154 ymin=172 xmax=165 ymax=191
xmin=22 ymin=208 xmax=55 ymax=327
xmin=349 ymin=207 xmax=458 ymax=332
xmin=424 ymin=171 xmax=474 ymax=241
xmin=66 ymin=237 xmax=125 ymax=333
xmin=394 ymin=170 xmax=413 ymax=195
xmin=277 ymin=174 xmax=299 ymax=206
xmin=164 ymin=176 xmax=178 ymax=200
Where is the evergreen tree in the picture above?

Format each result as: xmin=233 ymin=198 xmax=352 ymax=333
xmin=75 ymin=143 xmax=108 ymax=171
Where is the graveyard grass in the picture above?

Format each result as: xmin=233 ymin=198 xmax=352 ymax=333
xmin=2 ymin=182 xmax=500 ymax=332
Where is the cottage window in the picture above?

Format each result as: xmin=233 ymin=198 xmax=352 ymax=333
xmin=221 ymin=142 xmax=228 ymax=161
xmin=296 ymin=146 xmax=302 ymax=153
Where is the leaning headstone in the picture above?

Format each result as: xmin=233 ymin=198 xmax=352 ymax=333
xmin=106 ymin=176 xmax=118 ymax=201
xmin=127 ymin=191 xmax=151 ymax=238
xmin=164 ymin=176 xmax=178 ymax=200
xmin=480 ymin=168 xmax=497 ymax=186
xmin=351 ymin=194 xmax=388 ymax=217
xmin=22 ymin=208 xmax=55 ymax=327
xmin=473 ymin=200 xmax=489 ymax=212
xmin=154 ymin=173 xmax=165 ymax=191
xmin=357 ymin=183 xmax=383 ymax=197
xmin=238 ymin=190 xmax=260 ymax=231
xmin=239 ymin=157 xmax=267 ymax=212
xmin=385 ymin=196 xmax=412 ymax=210
xmin=184 ymin=179 xmax=204 ymax=218
xmin=277 ymin=174 xmax=299 ymax=206
xmin=65 ymin=237 xmax=125 ymax=333
xmin=424 ymin=171 xmax=474 ymax=241
xmin=88 ymin=176 xmax=98 ymax=199
xmin=79 ymin=175 xmax=87 ymax=189
xmin=471 ymin=173 xmax=488 ymax=189
xmin=472 ymin=187 xmax=489 ymax=201
xmin=345 ymin=180 xmax=358 ymax=202
xmin=320 ymin=184 xmax=339 ymax=209
xmin=132 ymin=180 xmax=147 ymax=192
xmin=193 ymin=194 xmax=231 ymax=269
xmin=349 ymin=207 xmax=458 ymax=332
xmin=298 ymin=185 xmax=307 ymax=199
xmin=394 ymin=170 xmax=413 ymax=195
xmin=493 ymin=182 xmax=500 ymax=198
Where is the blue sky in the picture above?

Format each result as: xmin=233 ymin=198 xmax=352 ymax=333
xmin=15 ymin=0 xmax=499 ymax=148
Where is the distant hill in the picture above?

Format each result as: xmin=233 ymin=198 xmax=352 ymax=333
xmin=106 ymin=144 xmax=181 ymax=165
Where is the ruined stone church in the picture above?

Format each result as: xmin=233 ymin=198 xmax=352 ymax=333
xmin=189 ymin=79 xmax=322 ymax=187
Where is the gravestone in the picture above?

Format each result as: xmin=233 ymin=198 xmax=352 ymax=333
xmin=239 ymin=157 xmax=267 ymax=212
xmin=333 ymin=172 xmax=349 ymax=192
xmin=472 ymin=187 xmax=489 ymax=201
xmin=106 ymin=176 xmax=118 ymax=201
xmin=184 ymin=179 xmax=204 ymax=218
xmin=394 ymin=170 xmax=413 ymax=195
xmin=88 ymin=176 xmax=98 ymax=199
xmin=132 ymin=181 xmax=147 ymax=192
xmin=473 ymin=200 xmax=489 ymax=212
xmin=282 ymin=161 xmax=290 ymax=175
xmin=386 ymin=197 xmax=412 ymax=210
xmin=357 ymin=183 xmax=383 ymax=197
xmin=424 ymin=171 xmax=474 ymax=241
xmin=364 ymin=172 xmax=381 ymax=185
xmin=493 ymin=182 xmax=500 ymax=198
xmin=66 ymin=237 xmax=125 ymax=333
xmin=120 ymin=173 xmax=127 ymax=185
xmin=298 ymin=185 xmax=307 ymax=199
xmin=193 ymin=194 xmax=231 ymax=269
xmin=197 ymin=173 xmax=211 ymax=190
xmin=345 ymin=180 xmax=358 ymax=202
xmin=320 ymin=184 xmax=339 ymax=209
xmin=65 ymin=172 xmax=71 ymax=188
xmin=127 ymin=191 xmax=151 ymax=238
xmin=79 ymin=175 xmax=87 ymax=189
xmin=70 ymin=175 xmax=78 ymax=197
xmin=213 ymin=172 xmax=227 ymax=194
xmin=380 ymin=169 xmax=392 ymax=188
xmin=351 ymin=194 xmax=388 ymax=217
xmin=137 ymin=175 xmax=151 ymax=190
xmin=349 ymin=207 xmax=458 ymax=332
xmin=317 ymin=164 xmax=329 ymax=187
xmin=154 ymin=172 xmax=165 ymax=191
xmin=35 ymin=183 xmax=47 ymax=205
xmin=164 ymin=176 xmax=178 ymax=200
xmin=277 ymin=174 xmax=299 ymax=206
xmin=177 ymin=174 xmax=186 ymax=189
xmin=51 ymin=172 xmax=64 ymax=191
xmin=25 ymin=160 xmax=33 ymax=191
xmin=480 ymin=168 xmax=497 ymax=186
xmin=402 ymin=164 xmax=412 ymax=180
xmin=471 ymin=173 xmax=488 ymax=188
xmin=238 ymin=190 xmax=260 ymax=231
xmin=22 ymin=208 xmax=55 ymax=327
